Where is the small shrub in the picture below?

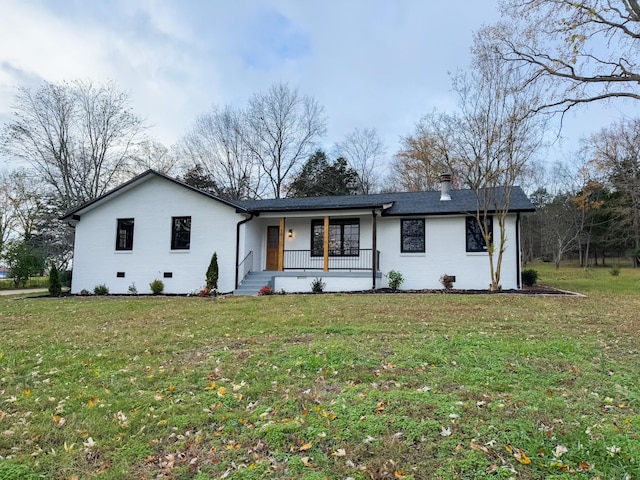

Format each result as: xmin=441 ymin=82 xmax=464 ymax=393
xmin=258 ymin=285 xmax=273 ymax=296
xmin=521 ymin=268 xmax=539 ymax=287
xmin=386 ymin=270 xmax=404 ymax=290
xmin=439 ymin=274 xmax=455 ymax=290
xmin=128 ymin=282 xmax=138 ymax=294
xmin=93 ymin=284 xmax=109 ymax=295
xmin=48 ymin=263 xmax=62 ymax=296
xmin=149 ymin=279 xmax=164 ymax=294
xmin=609 ymin=266 xmax=621 ymax=276
xmin=311 ymin=277 xmax=325 ymax=293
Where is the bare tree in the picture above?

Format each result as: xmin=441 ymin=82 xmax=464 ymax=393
xmin=335 ymin=128 xmax=386 ymax=193
xmin=540 ymin=192 xmax=581 ymax=268
xmin=243 ymin=83 xmax=326 ymax=199
xmin=488 ymin=0 xmax=640 ymax=113
xmin=419 ymin=35 xmax=546 ymax=290
xmin=388 ymin=119 xmax=461 ymax=192
xmin=179 ymin=105 xmax=261 ymax=199
xmin=5 ymin=169 xmax=46 ymax=240
xmin=0 ymin=171 xmax=16 ymax=258
xmin=128 ymin=140 xmax=180 ymax=177
xmin=1 ymin=80 xmax=146 ymax=209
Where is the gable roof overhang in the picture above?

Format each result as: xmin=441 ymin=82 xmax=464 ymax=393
xmin=60 ymin=170 xmax=249 ymax=222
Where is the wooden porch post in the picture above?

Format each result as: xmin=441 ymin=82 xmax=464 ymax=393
xmin=323 ymin=216 xmax=329 ymax=272
xmin=278 ymin=217 xmax=285 ymax=271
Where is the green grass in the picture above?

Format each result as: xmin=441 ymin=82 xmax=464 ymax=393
xmin=0 ymin=263 xmax=639 ymax=479
xmin=0 ymin=277 xmax=49 ymax=290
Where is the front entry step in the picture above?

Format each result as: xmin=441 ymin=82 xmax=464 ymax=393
xmin=233 ymin=271 xmax=274 ymax=296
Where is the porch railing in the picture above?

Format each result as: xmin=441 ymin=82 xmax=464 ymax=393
xmin=283 ymin=249 xmax=380 ymax=271
xmin=237 ymin=250 xmax=253 ymax=283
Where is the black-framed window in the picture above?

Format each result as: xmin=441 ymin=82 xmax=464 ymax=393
xmin=311 ymin=218 xmax=360 ymax=256
xmin=171 ymin=216 xmax=191 ymax=250
xmin=466 ymin=216 xmax=493 ymax=252
xmin=116 ymin=218 xmax=134 ymax=251
xmin=401 ymin=219 xmax=425 ymax=253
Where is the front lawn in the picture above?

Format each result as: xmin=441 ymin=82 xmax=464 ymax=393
xmin=0 ymin=263 xmax=638 ymax=479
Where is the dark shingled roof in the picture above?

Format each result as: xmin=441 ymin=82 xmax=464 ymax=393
xmin=235 ymin=186 xmax=535 ymax=216
xmin=60 ymin=169 xmax=535 ymax=220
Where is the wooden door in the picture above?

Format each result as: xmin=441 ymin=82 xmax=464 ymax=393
xmin=266 ymin=226 xmax=279 ymax=270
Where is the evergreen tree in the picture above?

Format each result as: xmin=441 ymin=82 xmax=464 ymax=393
xmin=48 ymin=262 xmax=62 ymax=296
xmin=206 ymin=252 xmax=219 ymax=290
xmin=287 ymin=150 xmax=359 ymax=197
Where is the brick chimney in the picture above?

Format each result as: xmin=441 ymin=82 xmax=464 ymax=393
xmin=439 ymin=173 xmax=452 ymax=201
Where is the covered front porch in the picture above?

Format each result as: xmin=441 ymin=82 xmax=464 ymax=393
xmin=236 ymin=211 xmax=383 ymax=294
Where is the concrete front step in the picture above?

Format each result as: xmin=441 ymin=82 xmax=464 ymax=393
xmin=234 ymin=272 xmax=274 ymax=296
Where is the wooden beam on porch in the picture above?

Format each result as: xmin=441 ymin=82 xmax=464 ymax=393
xmin=278 ymin=217 xmax=285 ymax=271
xmin=323 ymin=216 xmax=329 ymax=272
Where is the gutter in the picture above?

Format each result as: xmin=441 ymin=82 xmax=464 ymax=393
xmin=235 ymin=213 xmax=255 ymax=289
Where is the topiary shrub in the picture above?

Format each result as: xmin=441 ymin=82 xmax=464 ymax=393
xmin=94 ymin=284 xmax=109 ymax=295
xmin=311 ymin=277 xmax=325 ymax=293
xmin=521 ymin=269 xmax=539 ymax=287
xmin=48 ymin=263 xmax=62 ymax=296
xmin=206 ymin=252 xmax=219 ymax=290
xmin=386 ymin=270 xmax=404 ymax=290
xmin=149 ymin=279 xmax=164 ymax=294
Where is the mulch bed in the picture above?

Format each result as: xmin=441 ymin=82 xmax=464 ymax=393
xmin=337 ymin=285 xmax=580 ymax=296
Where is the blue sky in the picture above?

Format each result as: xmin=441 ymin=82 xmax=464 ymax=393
xmin=0 ymin=0 xmax=628 ymax=174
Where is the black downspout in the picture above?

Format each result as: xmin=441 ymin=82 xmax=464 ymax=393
xmin=372 ymin=210 xmax=377 ymax=290
xmin=516 ymin=213 xmax=521 ymax=289
xmin=235 ymin=213 xmax=255 ymax=290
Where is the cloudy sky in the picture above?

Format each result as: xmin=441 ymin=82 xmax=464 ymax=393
xmin=0 ymin=0 xmax=629 ymax=175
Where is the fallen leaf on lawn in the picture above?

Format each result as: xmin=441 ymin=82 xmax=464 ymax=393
xmin=506 ymin=445 xmax=531 ymax=464
xmin=299 ymin=442 xmax=312 ymax=451
xmin=578 ymin=461 xmax=591 ymax=472
xmin=332 ymin=448 xmax=346 ymax=457
xmin=554 ymin=444 xmax=568 ymax=458
xmin=375 ymin=401 xmax=387 ymax=414
xmin=470 ymin=442 xmax=489 ymax=453
xmin=52 ymin=414 xmax=66 ymax=426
